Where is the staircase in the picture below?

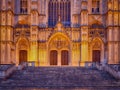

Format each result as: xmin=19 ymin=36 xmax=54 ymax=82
xmin=0 ymin=67 xmax=120 ymax=90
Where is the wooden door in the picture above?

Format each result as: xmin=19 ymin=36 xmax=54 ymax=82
xmin=50 ymin=50 xmax=58 ymax=65
xmin=61 ymin=50 xmax=69 ymax=65
xmin=92 ymin=50 xmax=101 ymax=63
xmin=19 ymin=50 xmax=27 ymax=64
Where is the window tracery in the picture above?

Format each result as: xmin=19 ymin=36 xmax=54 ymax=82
xmin=20 ymin=0 xmax=28 ymax=14
xmin=48 ymin=0 xmax=71 ymax=27
xmin=92 ymin=0 xmax=100 ymax=13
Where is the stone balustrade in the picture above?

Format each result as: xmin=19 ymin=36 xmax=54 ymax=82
xmin=108 ymin=64 xmax=120 ymax=71
xmin=18 ymin=62 xmax=27 ymax=70
xmin=95 ymin=63 xmax=120 ymax=80
xmin=103 ymin=64 xmax=120 ymax=79
xmin=96 ymin=63 xmax=103 ymax=70
xmin=0 ymin=64 xmax=16 ymax=79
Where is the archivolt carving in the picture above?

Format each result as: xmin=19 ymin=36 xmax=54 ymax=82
xmin=49 ymin=36 xmax=69 ymax=50
xmin=92 ymin=40 xmax=101 ymax=50
xmin=18 ymin=39 xmax=28 ymax=50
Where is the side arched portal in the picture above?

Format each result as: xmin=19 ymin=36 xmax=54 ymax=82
xmin=90 ymin=38 xmax=104 ymax=63
xmin=16 ymin=38 xmax=29 ymax=64
xmin=19 ymin=50 xmax=27 ymax=64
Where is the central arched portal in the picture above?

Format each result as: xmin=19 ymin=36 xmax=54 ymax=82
xmin=49 ymin=33 xmax=70 ymax=66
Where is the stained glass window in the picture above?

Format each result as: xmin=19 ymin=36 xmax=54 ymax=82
xmin=48 ymin=0 xmax=71 ymax=27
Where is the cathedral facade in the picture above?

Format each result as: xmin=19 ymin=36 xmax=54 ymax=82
xmin=0 ymin=0 xmax=120 ymax=66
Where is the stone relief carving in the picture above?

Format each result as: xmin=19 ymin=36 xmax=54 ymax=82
xmin=93 ymin=40 xmax=101 ymax=50
xmin=49 ymin=36 xmax=69 ymax=50
xmin=18 ymin=39 xmax=28 ymax=50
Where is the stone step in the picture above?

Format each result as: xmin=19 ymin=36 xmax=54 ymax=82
xmin=0 ymin=66 xmax=119 ymax=89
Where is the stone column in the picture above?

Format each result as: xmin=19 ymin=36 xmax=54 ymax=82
xmin=58 ymin=50 xmax=61 ymax=66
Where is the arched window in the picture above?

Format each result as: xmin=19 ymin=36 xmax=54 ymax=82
xmin=20 ymin=0 xmax=28 ymax=14
xmin=92 ymin=0 xmax=100 ymax=13
xmin=48 ymin=0 xmax=71 ymax=27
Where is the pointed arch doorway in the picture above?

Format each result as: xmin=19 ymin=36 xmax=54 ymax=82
xmin=48 ymin=33 xmax=71 ymax=66
xmin=61 ymin=50 xmax=69 ymax=65
xmin=19 ymin=50 xmax=27 ymax=64
xmin=92 ymin=50 xmax=101 ymax=63
xmin=91 ymin=38 xmax=104 ymax=63
xmin=50 ymin=50 xmax=58 ymax=65
xmin=16 ymin=38 xmax=29 ymax=64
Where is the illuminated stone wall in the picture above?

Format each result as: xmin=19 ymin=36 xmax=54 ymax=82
xmin=0 ymin=0 xmax=120 ymax=66
xmin=107 ymin=0 xmax=120 ymax=64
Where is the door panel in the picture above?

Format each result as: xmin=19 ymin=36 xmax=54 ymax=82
xmin=50 ymin=50 xmax=58 ymax=65
xmin=61 ymin=50 xmax=69 ymax=65
xmin=19 ymin=50 xmax=27 ymax=64
xmin=92 ymin=50 xmax=101 ymax=63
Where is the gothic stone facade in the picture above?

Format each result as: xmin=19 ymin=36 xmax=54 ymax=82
xmin=0 ymin=0 xmax=120 ymax=66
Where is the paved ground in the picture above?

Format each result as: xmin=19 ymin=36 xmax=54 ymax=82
xmin=0 ymin=67 xmax=120 ymax=90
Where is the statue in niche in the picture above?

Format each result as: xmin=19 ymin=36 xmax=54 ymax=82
xmin=2 ymin=13 xmax=5 ymax=24
xmin=56 ymin=37 xmax=62 ymax=49
xmin=8 ymin=13 xmax=12 ymax=25
xmin=109 ymin=13 xmax=112 ymax=25
xmin=114 ymin=14 xmax=118 ymax=25
xmin=32 ymin=13 xmax=36 ymax=24
xmin=55 ymin=15 xmax=63 ymax=31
